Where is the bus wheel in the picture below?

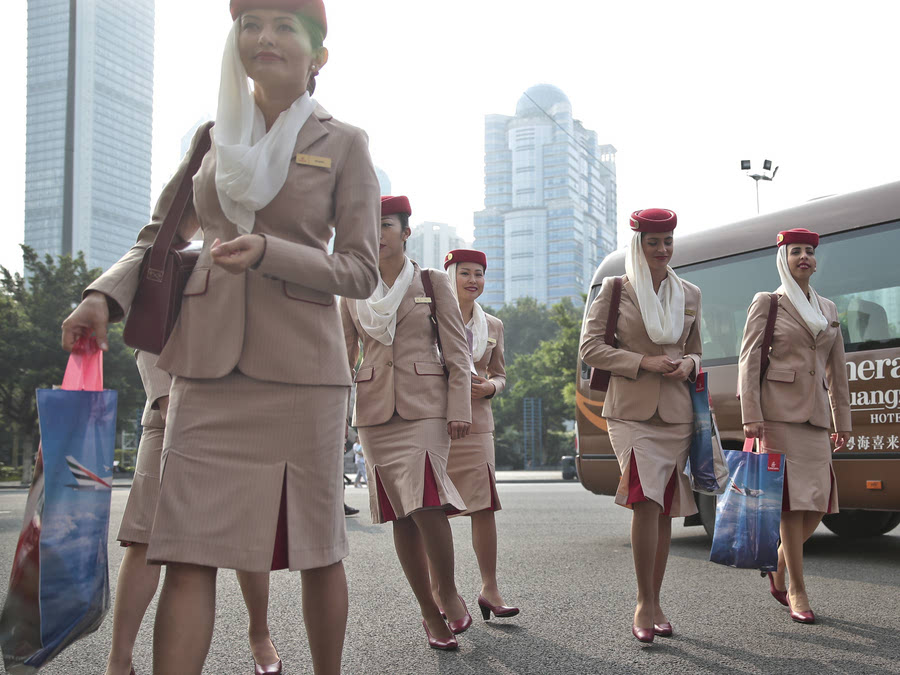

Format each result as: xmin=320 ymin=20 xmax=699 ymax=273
xmin=821 ymin=510 xmax=900 ymax=538
xmin=698 ymin=493 xmax=717 ymax=538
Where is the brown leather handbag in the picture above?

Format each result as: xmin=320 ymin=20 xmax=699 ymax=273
xmin=589 ymin=275 xmax=623 ymax=391
xmin=123 ymin=122 xmax=214 ymax=354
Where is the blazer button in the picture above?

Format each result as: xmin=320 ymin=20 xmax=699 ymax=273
xmin=387 ymin=361 xmax=393 ymax=367
xmin=809 ymin=370 xmax=815 ymax=375
xmin=810 ymin=345 xmax=816 ymax=350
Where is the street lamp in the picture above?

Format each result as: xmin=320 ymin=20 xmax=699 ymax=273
xmin=741 ymin=159 xmax=779 ymax=214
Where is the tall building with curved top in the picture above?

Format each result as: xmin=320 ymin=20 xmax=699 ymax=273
xmin=474 ymin=84 xmax=617 ymax=307
xmin=24 ymin=0 xmax=155 ymax=274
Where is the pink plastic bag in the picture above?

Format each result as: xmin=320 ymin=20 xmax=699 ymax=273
xmin=60 ymin=337 xmax=104 ymax=391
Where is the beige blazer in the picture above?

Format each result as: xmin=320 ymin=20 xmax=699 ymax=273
xmin=579 ymin=276 xmax=703 ymax=423
xmin=135 ymin=350 xmax=171 ymax=430
xmin=341 ymin=264 xmax=472 ymax=428
xmin=739 ymin=291 xmax=852 ymax=431
xmin=470 ymin=314 xmax=506 ymax=434
xmin=86 ymin=106 xmax=380 ymax=387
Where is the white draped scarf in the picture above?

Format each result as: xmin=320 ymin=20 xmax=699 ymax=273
xmin=624 ymin=231 xmax=686 ymax=345
xmin=356 ymin=257 xmax=415 ymax=345
xmin=213 ymin=21 xmax=318 ymax=233
xmin=446 ymin=262 xmax=489 ymax=362
xmin=775 ymin=245 xmax=827 ymax=337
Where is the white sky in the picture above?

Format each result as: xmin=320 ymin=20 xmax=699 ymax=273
xmin=3 ymin=0 xmax=900 ymax=275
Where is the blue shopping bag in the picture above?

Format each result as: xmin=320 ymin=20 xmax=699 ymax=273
xmin=686 ymin=371 xmax=729 ymax=495
xmin=709 ymin=438 xmax=784 ymax=572
xmin=1 ymin=338 xmax=117 ymax=673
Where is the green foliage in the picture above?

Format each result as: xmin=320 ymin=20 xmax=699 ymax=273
xmin=491 ymin=295 xmax=585 ymax=467
xmin=483 ymin=297 xmax=559 ymax=365
xmin=0 ymin=247 xmax=144 ymax=459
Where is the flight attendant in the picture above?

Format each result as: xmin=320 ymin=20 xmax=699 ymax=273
xmin=738 ymin=228 xmax=851 ymax=624
xmin=108 ymin=354 xmax=281 ymax=675
xmin=61 ymin=2 xmax=380 ymax=673
xmin=340 ymin=196 xmax=474 ymax=650
xmin=579 ymin=208 xmax=702 ymax=644
xmin=433 ymin=249 xmax=518 ymax=621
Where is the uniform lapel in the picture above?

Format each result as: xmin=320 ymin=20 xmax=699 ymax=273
xmin=778 ymin=292 xmax=816 ymax=338
xmin=395 ymin=264 xmax=421 ymax=324
xmin=293 ymin=105 xmax=331 ymax=156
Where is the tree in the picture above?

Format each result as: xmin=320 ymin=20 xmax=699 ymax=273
xmin=483 ymin=297 xmax=559 ymax=365
xmin=0 ymin=247 xmax=144 ymax=482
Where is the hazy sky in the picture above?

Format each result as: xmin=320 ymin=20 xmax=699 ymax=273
xmin=3 ymin=0 xmax=900 ymax=275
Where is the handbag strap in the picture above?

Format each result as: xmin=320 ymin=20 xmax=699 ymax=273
xmin=759 ymin=293 xmax=778 ymax=382
xmin=604 ymin=276 xmax=623 ymax=349
xmin=420 ymin=269 xmax=446 ymax=368
xmin=145 ymin=121 xmax=214 ymax=281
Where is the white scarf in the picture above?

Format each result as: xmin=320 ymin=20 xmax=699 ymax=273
xmin=775 ymin=246 xmax=828 ymax=337
xmin=446 ymin=262 xmax=489 ymax=362
xmin=213 ymin=21 xmax=318 ymax=233
xmin=356 ymin=257 xmax=415 ymax=345
xmin=624 ymin=231 xmax=686 ymax=345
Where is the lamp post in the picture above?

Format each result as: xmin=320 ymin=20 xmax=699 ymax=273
xmin=741 ymin=159 xmax=779 ymax=214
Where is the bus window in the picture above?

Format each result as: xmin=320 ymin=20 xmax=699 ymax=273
xmin=676 ymin=219 xmax=900 ymax=364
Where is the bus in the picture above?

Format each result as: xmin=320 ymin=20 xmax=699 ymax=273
xmin=575 ymin=180 xmax=900 ymax=538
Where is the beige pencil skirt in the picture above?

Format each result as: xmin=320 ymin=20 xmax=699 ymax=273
xmin=358 ymin=415 xmax=466 ymax=524
xmin=117 ymin=426 xmax=164 ymax=545
xmin=607 ymin=416 xmax=697 ymax=518
xmin=446 ymin=431 xmax=501 ymax=517
xmin=146 ymin=372 xmax=349 ymax=572
xmin=763 ymin=421 xmax=838 ymax=513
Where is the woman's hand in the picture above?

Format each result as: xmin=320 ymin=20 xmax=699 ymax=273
xmin=61 ymin=292 xmax=110 ymax=352
xmin=210 ymin=235 xmax=266 ymax=274
xmin=158 ymin=395 xmax=170 ymax=424
xmin=662 ymin=358 xmax=695 ymax=381
xmin=743 ymin=422 xmax=765 ymax=438
xmin=448 ymin=421 xmax=471 ymax=440
xmin=831 ymin=431 xmax=850 ymax=452
xmin=640 ymin=355 xmax=678 ymax=374
xmin=471 ymin=375 xmax=496 ymax=400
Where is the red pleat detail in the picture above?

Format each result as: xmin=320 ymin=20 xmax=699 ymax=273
xmin=375 ymin=467 xmax=397 ymax=522
xmin=782 ymin=463 xmax=791 ymax=512
xmin=488 ymin=470 xmax=499 ymax=512
xmin=626 ymin=453 xmax=676 ymax=516
xmin=271 ymin=473 xmax=289 ymax=571
xmin=423 ymin=454 xmax=460 ymax=515
xmin=827 ymin=472 xmax=835 ymax=514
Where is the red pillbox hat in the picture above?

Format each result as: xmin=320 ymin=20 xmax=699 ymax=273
xmin=443 ymin=249 xmax=487 ymax=270
xmin=776 ymin=228 xmax=819 ymax=248
xmin=381 ymin=195 xmax=412 ymax=217
xmin=629 ymin=208 xmax=677 ymax=233
xmin=230 ymin=0 xmax=327 ymax=36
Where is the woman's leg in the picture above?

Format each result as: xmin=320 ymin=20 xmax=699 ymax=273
xmin=235 ymin=571 xmax=280 ymax=666
xmin=409 ymin=509 xmax=467 ymax=623
xmin=153 ymin=563 xmax=217 ymax=675
xmin=774 ymin=510 xmax=824 ymax=590
xmin=470 ymin=510 xmax=509 ymax=606
xmin=105 ymin=544 xmax=161 ymax=675
xmin=392 ymin=516 xmax=454 ymax=640
xmin=300 ymin=561 xmax=348 ymax=675
xmin=630 ymin=501 xmax=662 ymax=629
xmin=652 ymin=515 xmax=673 ymax=625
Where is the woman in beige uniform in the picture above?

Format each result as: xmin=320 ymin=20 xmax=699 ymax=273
xmin=61 ymin=2 xmax=379 ymax=673
xmin=433 ymin=248 xmax=519 ymax=620
xmin=739 ymin=227 xmax=851 ymax=625
xmin=579 ymin=208 xmax=702 ymax=644
xmin=340 ymin=196 xmax=474 ymax=651
xmin=106 ymin=353 xmax=283 ymax=675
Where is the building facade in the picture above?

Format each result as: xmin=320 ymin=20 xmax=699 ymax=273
xmin=474 ymin=84 xmax=617 ymax=307
xmin=407 ymin=222 xmax=467 ymax=270
xmin=24 ymin=0 xmax=155 ymax=274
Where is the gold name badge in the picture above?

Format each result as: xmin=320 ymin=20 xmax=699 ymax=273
xmin=414 ymin=297 xmax=432 ymax=304
xmin=295 ymin=153 xmax=332 ymax=169
xmin=487 ymin=338 xmax=497 ymax=344
xmin=685 ymin=309 xmax=696 ymax=316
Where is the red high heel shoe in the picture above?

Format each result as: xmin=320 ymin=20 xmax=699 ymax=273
xmin=253 ymin=639 xmax=283 ymax=675
xmin=447 ymin=594 xmax=472 ymax=634
xmin=477 ymin=594 xmax=520 ymax=620
xmin=422 ymin=620 xmax=459 ymax=650
xmin=632 ymin=624 xmax=654 ymax=643
xmin=763 ymin=571 xmax=789 ymax=607
xmin=653 ymin=622 xmax=673 ymax=637
xmin=787 ymin=598 xmax=816 ymax=624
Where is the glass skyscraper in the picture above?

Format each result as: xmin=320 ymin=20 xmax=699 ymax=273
xmin=474 ymin=84 xmax=617 ymax=307
xmin=24 ymin=0 xmax=155 ymax=274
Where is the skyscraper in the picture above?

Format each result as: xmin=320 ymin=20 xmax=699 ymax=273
xmin=24 ymin=0 xmax=155 ymax=273
xmin=407 ymin=222 xmax=467 ymax=269
xmin=474 ymin=84 xmax=617 ymax=307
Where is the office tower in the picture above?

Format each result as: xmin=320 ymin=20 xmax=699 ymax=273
xmin=407 ymin=221 xmax=467 ymax=270
xmin=24 ymin=0 xmax=155 ymax=273
xmin=474 ymin=84 xmax=617 ymax=306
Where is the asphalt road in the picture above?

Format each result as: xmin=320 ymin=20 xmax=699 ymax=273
xmin=1 ymin=483 xmax=899 ymax=675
